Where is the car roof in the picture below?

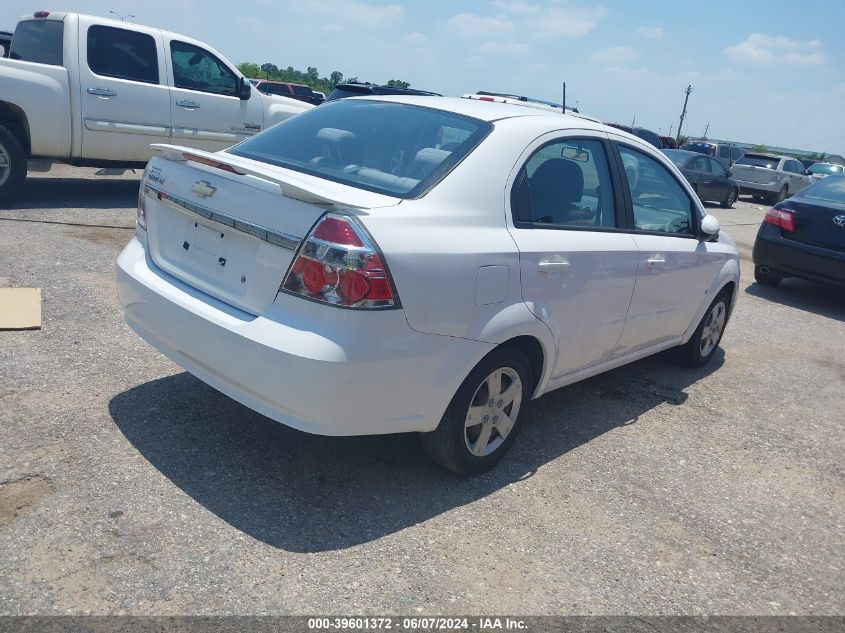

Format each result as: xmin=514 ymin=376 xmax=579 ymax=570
xmin=355 ymin=95 xmax=613 ymax=130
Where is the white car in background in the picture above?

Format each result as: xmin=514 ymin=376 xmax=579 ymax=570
xmin=117 ymin=96 xmax=739 ymax=474
xmin=807 ymin=162 xmax=845 ymax=181
xmin=729 ymin=153 xmax=812 ymax=203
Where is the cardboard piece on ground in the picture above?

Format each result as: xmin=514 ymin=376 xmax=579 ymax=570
xmin=0 ymin=288 xmax=42 ymax=330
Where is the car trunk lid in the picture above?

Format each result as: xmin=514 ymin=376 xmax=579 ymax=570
xmin=783 ymin=199 xmax=845 ymax=252
xmin=730 ymin=164 xmax=776 ymax=185
xmin=142 ymin=145 xmax=400 ymax=315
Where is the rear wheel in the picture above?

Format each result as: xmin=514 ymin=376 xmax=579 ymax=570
xmin=773 ymin=185 xmax=788 ymax=204
xmin=675 ymin=291 xmax=730 ymax=368
xmin=720 ymin=188 xmax=737 ymax=209
xmin=420 ymin=348 xmax=531 ymax=475
xmin=0 ymin=125 xmax=27 ymax=204
xmin=754 ymin=265 xmax=782 ymax=287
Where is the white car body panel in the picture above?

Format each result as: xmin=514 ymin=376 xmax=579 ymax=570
xmin=0 ymin=12 xmax=311 ymax=164
xmin=116 ymin=96 xmax=740 ymax=436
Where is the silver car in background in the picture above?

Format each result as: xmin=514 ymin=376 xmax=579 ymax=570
xmin=729 ymin=153 xmax=811 ymax=204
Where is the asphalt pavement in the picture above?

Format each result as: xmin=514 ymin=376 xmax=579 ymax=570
xmin=0 ymin=165 xmax=843 ymax=615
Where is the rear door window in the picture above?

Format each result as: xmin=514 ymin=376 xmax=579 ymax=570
xmin=511 ymin=137 xmax=618 ymax=229
xmin=9 ymin=19 xmax=64 ymax=65
xmin=735 ymin=155 xmax=779 ymax=169
xmin=87 ymin=25 xmax=159 ymax=84
xmin=708 ymin=158 xmax=727 ymax=177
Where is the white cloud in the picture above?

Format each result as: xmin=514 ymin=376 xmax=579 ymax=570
xmin=478 ymin=41 xmax=531 ymax=55
xmin=404 ymin=32 xmax=428 ymax=44
xmin=491 ymin=0 xmax=539 ymax=14
xmin=725 ymin=33 xmax=824 ymax=65
xmin=636 ymin=25 xmax=663 ymax=39
xmin=523 ymin=4 xmax=609 ymax=37
xmin=446 ymin=12 xmax=515 ymax=37
xmin=592 ymin=46 xmax=639 ymax=65
xmin=296 ymin=0 xmax=404 ymax=27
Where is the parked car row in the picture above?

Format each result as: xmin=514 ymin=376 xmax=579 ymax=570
xmin=250 ymin=79 xmax=325 ymax=105
xmin=0 ymin=30 xmax=11 ymax=57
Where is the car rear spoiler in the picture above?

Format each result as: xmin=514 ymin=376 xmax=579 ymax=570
xmin=151 ymin=143 xmax=371 ymax=209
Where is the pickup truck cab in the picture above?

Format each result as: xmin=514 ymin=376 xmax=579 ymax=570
xmin=0 ymin=11 xmax=311 ymax=200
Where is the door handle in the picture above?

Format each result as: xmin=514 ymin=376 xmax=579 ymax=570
xmin=647 ymin=255 xmax=666 ymax=271
xmin=176 ymin=100 xmax=201 ymax=109
xmin=538 ymin=260 xmax=570 ymax=273
xmin=87 ymin=87 xmax=117 ymax=98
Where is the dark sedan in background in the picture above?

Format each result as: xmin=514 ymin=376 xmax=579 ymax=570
xmin=663 ymin=149 xmax=739 ymax=208
xmin=753 ymin=175 xmax=845 ymax=288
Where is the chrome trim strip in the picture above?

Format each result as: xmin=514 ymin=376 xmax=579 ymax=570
xmin=144 ymin=183 xmax=301 ymax=252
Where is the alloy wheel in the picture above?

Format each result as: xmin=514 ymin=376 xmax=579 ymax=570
xmin=699 ymin=300 xmax=727 ymax=357
xmin=464 ymin=367 xmax=522 ymax=457
xmin=0 ymin=141 xmax=11 ymax=189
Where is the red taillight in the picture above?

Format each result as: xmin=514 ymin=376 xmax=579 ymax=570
xmin=764 ymin=207 xmax=795 ymax=232
xmin=313 ymin=216 xmax=363 ymax=247
xmin=478 ymin=96 xmax=494 ymax=101
xmin=34 ymin=11 xmax=50 ymax=17
xmin=281 ymin=213 xmax=398 ymax=309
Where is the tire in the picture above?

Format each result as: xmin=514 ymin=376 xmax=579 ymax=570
xmin=720 ymin=188 xmax=737 ymax=209
xmin=0 ymin=125 xmax=27 ymax=204
xmin=773 ymin=185 xmax=788 ymax=204
xmin=420 ymin=348 xmax=532 ymax=475
xmin=754 ymin=265 xmax=782 ymax=287
xmin=675 ymin=290 xmax=730 ymax=368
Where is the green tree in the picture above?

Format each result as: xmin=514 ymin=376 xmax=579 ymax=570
xmin=751 ymin=144 xmax=769 ymax=153
xmin=260 ymin=63 xmax=279 ymax=79
xmin=237 ymin=62 xmax=261 ymax=79
xmin=386 ymin=79 xmax=410 ymax=88
xmin=329 ymin=71 xmax=344 ymax=88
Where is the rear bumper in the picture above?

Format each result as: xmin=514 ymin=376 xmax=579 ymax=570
xmin=116 ymin=237 xmax=492 ymax=436
xmin=753 ymin=226 xmax=845 ymax=287
xmin=733 ymin=180 xmax=781 ymax=196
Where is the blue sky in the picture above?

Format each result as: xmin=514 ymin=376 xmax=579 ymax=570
xmin=4 ymin=0 xmax=844 ymax=154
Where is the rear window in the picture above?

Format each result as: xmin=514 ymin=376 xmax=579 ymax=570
xmin=683 ymin=142 xmax=714 ymax=156
xmin=291 ymin=84 xmax=312 ymax=96
xmin=10 ymin=19 xmax=64 ymax=66
xmin=662 ymin=150 xmax=691 ymax=166
xmin=326 ymin=85 xmax=373 ymax=101
xmin=804 ymin=176 xmax=845 ymax=204
xmin=809 ymin=163 xmax=845 ymax=176
xmin=735 ymin=154 xmax=779 ymax=169
xmin=230 ymin=99 xmax=492 ymax=198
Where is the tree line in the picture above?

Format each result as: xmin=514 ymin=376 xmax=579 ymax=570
xmin=237 ymin=62 xmax=410 ymax=95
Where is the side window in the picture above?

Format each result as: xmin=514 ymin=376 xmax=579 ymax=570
xmin=717 ymin=145 xmax=730 ymax=159
xmin=691 ymin=155 xmax=709 ymax=172
xmin=731 ymin=147 xmax=743 ymax=161
xmin=618 ymin=146 xmax=696 ymax=236
xmin=708 ymin=158 xmax=727 ymax=177
xmin=512 ymin=138 xmax=617 ymax=229
xmin=87 ymin=25 xmax=158 ymax=84
xmin=170 ymin=40 xmax=237 ymax=96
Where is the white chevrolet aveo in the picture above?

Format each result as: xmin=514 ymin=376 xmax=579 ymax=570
xmin=117 ymin=96 xmax=739 ymax=474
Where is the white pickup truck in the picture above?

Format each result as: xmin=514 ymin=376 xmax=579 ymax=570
xmin=0 ymin=11 xmax=312 ymax=201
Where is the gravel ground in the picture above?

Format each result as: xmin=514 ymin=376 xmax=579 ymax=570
xmin=0 ymin=165 xmax=843 ymax=615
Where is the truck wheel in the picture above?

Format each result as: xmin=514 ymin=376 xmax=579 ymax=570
xmin=0 ymin=126 xmax=27 ymax=204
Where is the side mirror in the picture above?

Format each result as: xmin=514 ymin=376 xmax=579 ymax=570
xmin=699 ymin=214 xmax=720 ymax=241
xmin=238 ymin=76 xmax=251 ymax=100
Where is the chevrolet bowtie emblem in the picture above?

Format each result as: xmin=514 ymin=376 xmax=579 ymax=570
xmin=191 ymin=180 xmax=217 ymax=198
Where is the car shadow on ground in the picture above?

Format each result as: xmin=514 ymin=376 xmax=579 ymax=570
xmin=3 ymin=175 xmax=140 ymax=210
xmin=109 ymin=349 xmax=723 ymax=553
xmin=745 ymin=279 xmax=845 ymax=322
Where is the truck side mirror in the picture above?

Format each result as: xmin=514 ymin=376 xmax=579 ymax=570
xmin=238 ymin=77 xmax=251 ymax=100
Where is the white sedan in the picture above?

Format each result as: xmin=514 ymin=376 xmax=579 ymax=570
xmin=117 ymin=95 xmax=739 ymax=474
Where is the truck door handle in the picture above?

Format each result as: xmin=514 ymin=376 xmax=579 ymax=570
xmin=647 ymin=255 xmax=666 ymax=270
xmin=176 ymin=100 xmax=201 ymax=109
xmin=87 ymin=87 xmax=117 ymax=98
xmin=538 ymin=260 xmax=570 ymax=273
